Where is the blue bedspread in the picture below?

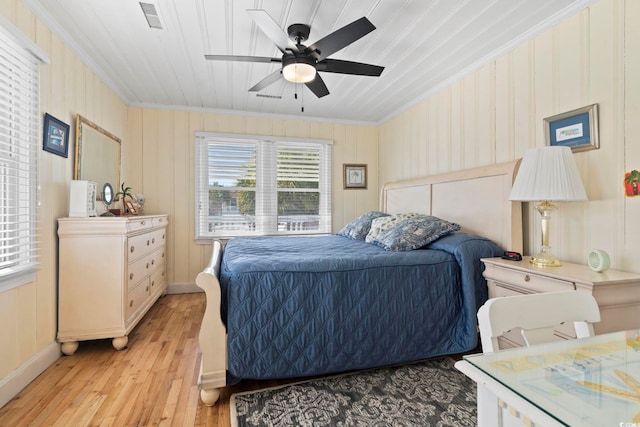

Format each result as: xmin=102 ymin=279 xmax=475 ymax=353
xmin=219 ymin=232 xmax=503 ymax=381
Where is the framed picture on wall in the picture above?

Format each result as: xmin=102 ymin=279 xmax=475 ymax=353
xmin=42 ymin=113 xmax=70 ymax=158
xmin=544 ymin=104 xmax=599 ymax=152
xmin=343 ymin=164 xmax=367 ymax=189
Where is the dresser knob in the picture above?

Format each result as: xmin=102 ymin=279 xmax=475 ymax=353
xmin=129 ymin=273 xmax=134 ymax=280
xmin=152 ymin=238 xmax=156 ymax=244
xmin=130 ymin=246 xmax=135 ymax=253
xmin=151 ymin=259 xmax=155 ymax=265
xmin=147 ymin=240 xmax=150 ymax=246
xmin=146 ymin=263 xmax=150 ymax=269
xmin=141 ymin=221 xmax=146 ymax=225
xmin=129 ymin=300 xmax=134 ymax=307
xmin=151 ymin=280 xmax=155 ymax=287
xmin=146 ymin=285 xmax=149 ymax=292
xmin=524 ymin=275 xmax=531 ymax=282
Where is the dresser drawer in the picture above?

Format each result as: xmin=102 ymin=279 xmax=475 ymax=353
xmin=485 ymin=266 xmax=576 ymax=293
xmin=153 ymin=216 xmax=167 ymax=228
xmin=126 ymin=217 xmax=154 ymax=233
xmin=149 ymin=263 xmax=166 ymax=296
xmin=128 ymin=233 xmax=152 ymax=261
xmin=127 ymin=246 xmax=166 ymax=289
xmin=148 ymin=228 xmax=166 ymax=251
xmin=126 ymin=279 xmax=149 ymax=320
xmin=128 ymin=229 xmax=165 ymax=261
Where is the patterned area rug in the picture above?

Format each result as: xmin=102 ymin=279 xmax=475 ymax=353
xmin=230 ymin=357 xmax=476 ymax=426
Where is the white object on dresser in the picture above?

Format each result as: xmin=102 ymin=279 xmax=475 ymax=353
xmin=588 ymin=249 xmax=610 ymax=272
xmin=57 ymin=214 xmax=168 ymax=355
xmin=68 ymin=180 xmax=97 ymax=217
xmin=482 ymin=256 xmax=640 ymax=349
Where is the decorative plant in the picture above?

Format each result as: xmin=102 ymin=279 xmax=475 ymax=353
xmin=115 ymin=182 xmax=135 ymax=202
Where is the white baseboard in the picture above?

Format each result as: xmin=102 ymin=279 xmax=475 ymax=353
xmin=0 ymin=341 xmax=61 ymax=409
xmin=166 ymin=282 xmax=203 ymax=294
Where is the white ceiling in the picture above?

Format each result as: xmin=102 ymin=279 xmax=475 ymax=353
xmin=24 ymin=0 xmax=596 ymax=124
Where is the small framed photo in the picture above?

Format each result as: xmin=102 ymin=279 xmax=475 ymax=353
xmin=42 ymin=113 xmax=70 ymax=158
xmin=343 ymin=164 xmax=367 ymax=189
xmin=124 ymin=200 xmax=138 ymax=215
xmin=544 ymin=104 xmax=599 ymax=153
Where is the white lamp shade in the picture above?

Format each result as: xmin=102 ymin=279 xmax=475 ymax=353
xmin=509 ymin=146 xmax=587 ymax=202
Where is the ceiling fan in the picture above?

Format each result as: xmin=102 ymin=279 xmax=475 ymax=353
xmin=204 ymin=10 xmax=384 ymax=98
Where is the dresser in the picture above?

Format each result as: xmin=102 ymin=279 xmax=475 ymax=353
xmin=57 ymin=214 xmax=168 ymax=355
xmin=482 ymin=256 xmax=640 ymax=348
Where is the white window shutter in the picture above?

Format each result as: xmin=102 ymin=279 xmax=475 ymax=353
xmin=0 ymin=24 xmax=40 ymax=289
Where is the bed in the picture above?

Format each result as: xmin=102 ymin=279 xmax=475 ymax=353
xmin=195 ymin=160 xmax=522 ymax=406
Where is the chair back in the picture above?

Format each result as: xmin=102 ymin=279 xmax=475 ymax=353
xmin=477 ymin=291 xmax=601 ymax=353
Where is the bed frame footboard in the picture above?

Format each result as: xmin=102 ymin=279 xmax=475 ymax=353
xmin=196 ymin=240 xmax=227 ymax=406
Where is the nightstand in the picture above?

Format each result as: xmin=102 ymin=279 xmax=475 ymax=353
xmin=481 ymin=256 xmax=640 ymax=348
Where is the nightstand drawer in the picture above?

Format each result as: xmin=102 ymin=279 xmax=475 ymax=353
xmin=485 ymin=266 xmax=576 ymax=293
xmin=489 ymin=281 xmax=529 ymax=298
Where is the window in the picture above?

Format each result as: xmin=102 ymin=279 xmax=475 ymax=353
xmin=0 ymin=23 xmax=41 ymax=290
xmin=195 ymin=132 xmax=332 ymax=239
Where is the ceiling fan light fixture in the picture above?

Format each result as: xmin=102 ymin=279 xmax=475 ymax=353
xmin=282 ymin=56 xmax=316 ymax=83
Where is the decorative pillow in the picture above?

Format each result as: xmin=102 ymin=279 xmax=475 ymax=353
xmin=365 ymin=213 xmax=419 ymax=243
xmin=337 ymin=211 xmax=390 ymax=240
xmin=371 ymin=214 xmax=461 ymax=251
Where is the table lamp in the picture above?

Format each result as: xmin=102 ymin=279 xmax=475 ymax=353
xmin=509 ymin=146 xmax=587 ymax=267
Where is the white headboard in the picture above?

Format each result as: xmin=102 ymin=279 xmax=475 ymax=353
xmin=380 ymin=160 xmax=522 ymax=252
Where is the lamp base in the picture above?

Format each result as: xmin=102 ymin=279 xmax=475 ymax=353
xmin=530 ymin=246 xmax=561 ymax=267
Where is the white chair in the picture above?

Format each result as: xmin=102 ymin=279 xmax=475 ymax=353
xmin=475 ymin=291 xmax=601 ymax=427
xmin=477 ymin=290 xmax=601 ymax=353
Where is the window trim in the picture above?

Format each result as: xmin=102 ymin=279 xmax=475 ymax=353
xmin=194 ymin=132 xmax=333 ymax=241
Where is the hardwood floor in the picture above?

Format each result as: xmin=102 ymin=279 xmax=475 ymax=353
xmin=0 ymin=292 xmax=480 ymax=426
xmin=0 ymin=293 xmax=283 ymax=427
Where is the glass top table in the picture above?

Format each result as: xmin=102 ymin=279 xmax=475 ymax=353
xmin=462 ymin=329 xmax=640 ymax=426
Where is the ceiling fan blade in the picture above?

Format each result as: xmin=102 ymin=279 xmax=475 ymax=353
xmin=247 ymin=9 xmax=298 ymax=54
xmin=305 ymin=74 xmax=330 ymax=98
xmin=249 ymin=70 xmax=283 ymax=92
xmin=306 ymin=17 xmax=375 ymax=61
xmin=317 ymin=59 xmax=384 ymax=76
xmin=204 ymin=54 xmax=281 ymax=64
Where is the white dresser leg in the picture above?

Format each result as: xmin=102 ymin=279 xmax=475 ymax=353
xmin=60 ymin=341 xmax=79 ymax=356
xmin=112 ymin=336 xmax=128 ymax=350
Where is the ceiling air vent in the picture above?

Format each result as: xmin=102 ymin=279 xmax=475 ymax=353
xmin=139 ymin=2 xmax=163 ymax=29
xmin=256 ymin=94 xmax=282 ymax=99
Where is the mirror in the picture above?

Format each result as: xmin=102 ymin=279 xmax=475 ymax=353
xmin=74 ymin=115 xmax=121 ymax=200
xmin=100 ymin=183 xmax=115 ymax=217
xmin=103 ymin=183 xmax=114 ymax=204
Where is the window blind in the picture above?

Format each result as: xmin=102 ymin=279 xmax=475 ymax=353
xmin=195 ymin=133 xmax=332 ymax=239
xmin=0 ymin=25 xmax=40 ymax=290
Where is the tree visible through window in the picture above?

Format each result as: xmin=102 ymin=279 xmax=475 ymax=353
xmin=195 ymin=133 xmax=332 ymax=238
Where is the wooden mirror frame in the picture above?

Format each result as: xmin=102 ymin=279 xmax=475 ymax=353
xmin=74 ymin=115 xmax=121 ymax=200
